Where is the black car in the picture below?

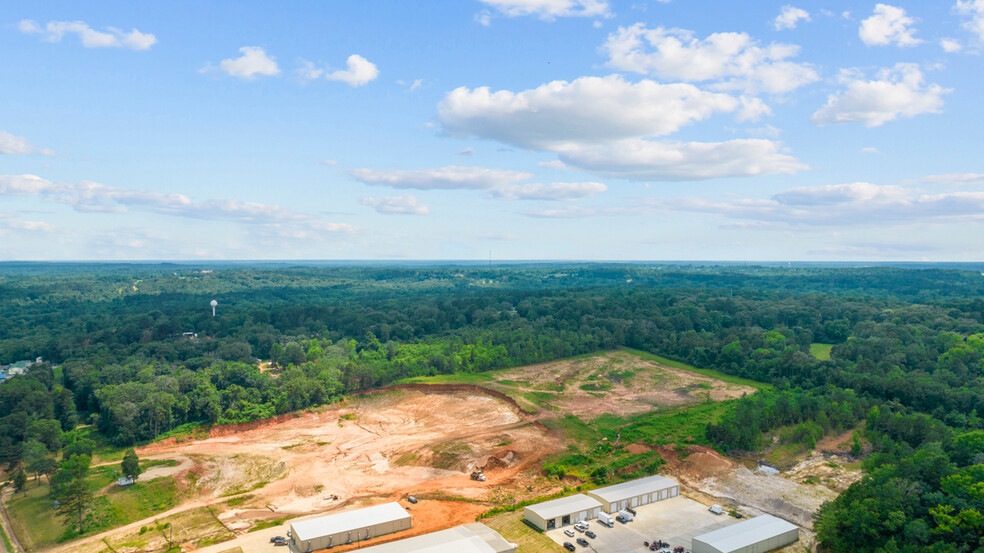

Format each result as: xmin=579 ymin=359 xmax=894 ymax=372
xmin=585 ymin=531 xmax=596 ymax=539
xmin=271 ymin=536 xmax=288 ymax=546
xmin=563 ymin=542 xmax=576 ymax=551
xmin=576 ymin=538 xmax=589 ymax=547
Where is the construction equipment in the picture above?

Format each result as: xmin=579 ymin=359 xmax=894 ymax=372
xmin=470 ymin=471 xmax=487 ymax=481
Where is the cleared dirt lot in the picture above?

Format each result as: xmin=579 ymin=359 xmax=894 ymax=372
xmin=478 ymin=351 xmax=757 ymax=418
xmin=50 ymin=388 xmax=563 ymax=553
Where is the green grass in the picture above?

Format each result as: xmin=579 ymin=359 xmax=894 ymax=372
xmin=0 ymin=511 xmax=15 ymax=552
xmin=809 ymin=343 xmax=834 ymax=361
xmin=622 ymin=349 xmax=772 ymax=390
xmin=6 ymin=472 xmax=181 ymax=550
xmin=594 ymin=400 xmax=736 ymax=446
xmin=248 ymin=517 xmax=286 ymax=532
xmin=482 ymin=510 xmax=564 ymax=553
xmin=393 ymin=371 xmax=494 ymax=385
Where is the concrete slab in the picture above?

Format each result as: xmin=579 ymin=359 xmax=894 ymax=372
xmin=543 ymin=496 xmax=741 ymax=553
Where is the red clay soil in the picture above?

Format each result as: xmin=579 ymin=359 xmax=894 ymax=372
xmin=657 ymin=445 xmax=735 ymax=482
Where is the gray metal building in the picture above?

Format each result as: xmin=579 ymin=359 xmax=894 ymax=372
xmin=354 ymin=523 xmax=516 ymax=553
xmin=692 ymin=514 xmax=799 ymax=553
xmin=288 ymin=502 xmax=411 ymax=552
xmin=586 ymin=475 xmax=680 ymax=513
xmin=523 ymin=494 xmax=604 ymax=531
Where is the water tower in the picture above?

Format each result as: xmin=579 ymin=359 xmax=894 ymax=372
xmin=210 ymin=299 xmax=218 ymax=317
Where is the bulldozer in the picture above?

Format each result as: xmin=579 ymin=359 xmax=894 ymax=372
xmin=470 ymin=471 xmax=487 ymax=481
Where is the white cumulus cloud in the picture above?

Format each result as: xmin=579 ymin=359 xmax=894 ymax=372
xmin=325 ymin=55 xmax=379 ymax=86
xmin=940 ymin=38 xmax=963 ymax=52
xmin=919 ymin=172 xmax=984 ymax=186
xmin=0 ymin=131 xmax=55 ymax=156
xmin=478 ymin=0 xmax=611 ymax=20
xmin=773 ymin=6 xmax=811 ymax=30
xmin=438 ymin=75 xmax=739 ymax=150
xmin=18 ymin=19 xmax=157 ymax=50
xmin=206 ymin=46 xmax=281 ymax=79
xmin=4 ymin=219 xmax=58 ymax=233
xmin=298 ymin=55 xmax=379 ymax=86
xmin=600 ymin=24 xmax=819 ymax=94
xmin=555 ymin=138 xmax=808 ymax=181
xmin=349 ymin=166 xmax=531 ymax=190
xmin=360 ymin=195 xmax=430 ymax=215
xmin=956 ymin=0 xmax=984 ymax=42
xmin=654 ymin=182 xmax=984 ymax=227
xmin=812 ymin=64 xmax=949 ymax=127
xmin=859 ymin=4 xmax=923 ymax=47
xmin=488 ymin=182 xmax=608 ymax=200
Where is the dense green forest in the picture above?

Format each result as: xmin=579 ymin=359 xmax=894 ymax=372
xmin=1 ymin=263 xmax=983 ymax=552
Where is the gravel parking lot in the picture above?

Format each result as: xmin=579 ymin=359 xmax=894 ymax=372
xmin=544 ymin=496 xmax=740 ymax=553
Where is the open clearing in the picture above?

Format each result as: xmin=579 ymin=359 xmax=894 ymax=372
xmin=402 ymin=349 xmax=761 ymax=418
xmin=33 ymin=352 xmax=827 ymax=553
xmin=47 ymin=388 xmax=563 ymax=553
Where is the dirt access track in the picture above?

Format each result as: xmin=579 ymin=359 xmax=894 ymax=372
xmin=50 ymin=387 xmax=564 ymax=553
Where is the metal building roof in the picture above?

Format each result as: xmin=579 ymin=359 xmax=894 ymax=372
xmin=356 ymin=524 xmax=514 ymax=553
xmin=693 ymin=515 xmax=798 ymax=553
xmin=290 ymin=502 xmax=410 ymax=542
xmin=525 ymin=494 xmax=603 ymax=520
xmin=587 ymin=475 xmax=679 ymax=503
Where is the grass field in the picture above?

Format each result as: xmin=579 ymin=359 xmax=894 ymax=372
xmin=483 ymin=510 xmax=563 ymax=553
xmin=7 ymin=460 xmax=181 ymax=550
xmin=809 ymin=343 xmax=834 ymax=361
xmin=0 ymin=514 xmax=14 ymax=553
xmin=621 ymin=349 xmax=772 ymax=390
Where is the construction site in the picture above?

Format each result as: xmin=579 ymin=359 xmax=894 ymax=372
xmin=8 ymin=351 xmax=849 ymax=553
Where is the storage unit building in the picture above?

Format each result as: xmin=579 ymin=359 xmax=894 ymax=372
xmin=353 ymin=524 xmax=516 ymax=553
xmin=523 ymin=494 xmax=603 ymax=531
xmin=586 ymin=475 xmax=680 ymax=513
xmin=288 ymin=502 xmax=411 ymax=552
xmin=692 ymin=515 xmax=799 ymax=553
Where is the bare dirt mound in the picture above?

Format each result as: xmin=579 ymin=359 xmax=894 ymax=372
xmin=482 ymin=350 xmax=757 ymax=418
xmin=661 ymin=445 xmax=833 ymax=529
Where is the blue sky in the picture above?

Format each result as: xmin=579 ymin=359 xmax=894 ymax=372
xmin=1 ymin=0 xmax=982 ymax=261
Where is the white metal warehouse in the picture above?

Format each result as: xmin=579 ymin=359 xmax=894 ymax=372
xmin=586 ymin=475 xmax=680 ymax=513
xmin=353 ymin=524 xmax=516 ymax=553
xmin=288 ymin=502 xmax=411 ymax=552
xmin=523 ymin=494 xmax=603 ymax=531
xmin=692 ymin=514 xmax=799 ymax=553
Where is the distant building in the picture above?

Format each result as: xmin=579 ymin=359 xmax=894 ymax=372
xmin=692 ymin=514 xmax=799 ymax=553
xmin=288 ymin=502 xmax=411 ymax=552
xmin=586 ymin=475 xmax=681 ymax=513
xmin=6 ymin=360 xmax=32 ymax=376
xmin=118 ymin=476 xmax=135 ymax=486
xmin=523 ymin=494 xmax=603 ymax=531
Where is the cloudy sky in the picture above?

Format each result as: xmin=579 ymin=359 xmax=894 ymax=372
xmin=2 ymin=1 xmax=983 ymax=261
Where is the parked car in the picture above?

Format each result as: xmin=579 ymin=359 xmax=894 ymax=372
xmin=615 ymin=514 xmax=627 ymax=523
xmin=564 ymin=529 xmax=575 ymax=537
xmin=577 ymin=538 xmax=589 ymax=546
xmin=574 ymin=521 xmax=589 ymax=531
xmin=271 ymin=536 xmax=287 ymax=546
xmin=563 ymin=542 xmax=576 ymax=551
xmin=585 ymin=531 xmax=596 ymax=539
